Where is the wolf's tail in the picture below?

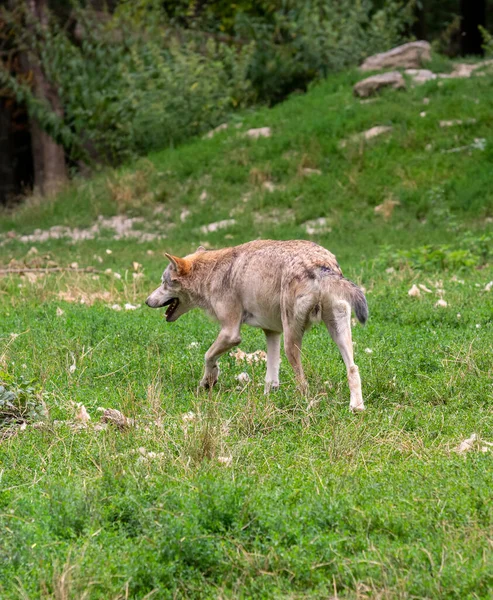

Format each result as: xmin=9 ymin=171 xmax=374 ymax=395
xmin=334 ymin=277 xmax=369 ymax=325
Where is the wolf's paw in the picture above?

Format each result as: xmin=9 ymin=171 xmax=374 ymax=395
xmin=349 ymin=400 xmax=365 ymax=413
xmin=264 ymin=381 xmax=280 ymax=394
xmin=200 ymin=367 xmax=219 ymax=389
xmin=297 ymin=380 xmax=309 ymax=397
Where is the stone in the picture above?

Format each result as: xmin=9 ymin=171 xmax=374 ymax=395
xmin=200 ymin=219 xmax=236 ymax=234
xmin=353 ymin=72 xmax=405 ymax=98
xmin=303 ymin=217 xmax=332 ymax=235
xmin=100 ymin=408 xmax=133 ymax=429
xmin=204 ymin=123 xmax=228 ymax=139
xmin=405 ymin=69 xmax=437 ymax=84
xmin=439 ymin=60 xmax=493 ymax=79
xmin=339 ymin=125 xmax=392 ymax=148
xmin=439 ymin=118 xmax=476 ymax=128
xmin=245 ymin=127 xmax=271 ymax=139
xmin=360 ymin=41 xmax=431 ymax=71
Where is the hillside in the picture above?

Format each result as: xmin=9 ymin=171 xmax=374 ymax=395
xmin=0 ymin=62 xmax=492 ymax=599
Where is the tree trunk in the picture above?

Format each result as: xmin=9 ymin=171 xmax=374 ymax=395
xmin=26 ymin=0 xmax=67 ymax=196
xmin=461 ymin=0 xmax=486 ymax=56
xmin=0 ymin=100 xmax=16 ymax=205
xmin=413 ymin=0 xmax=427 ymax=41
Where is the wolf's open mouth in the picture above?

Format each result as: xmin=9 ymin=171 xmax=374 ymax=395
xmin=164 ymin=297 xmax=179 ymax=321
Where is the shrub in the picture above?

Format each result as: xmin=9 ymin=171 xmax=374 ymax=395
xmin=480 ymin=25 xmax=493 ymax=57
xmin=0 ymin=370 xmax=48 ymax=426
xmin=1 ymin=2 xmax=254 ymax=166
xmin=234 ymin=0 xmax=414 ymax=104
xmin=376 ymin=233 xmax=493 ymax=272
xmin=1 ymin=0 xmax=413 ymax=169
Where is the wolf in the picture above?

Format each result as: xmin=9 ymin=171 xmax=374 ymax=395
xmin=146 ymin=240 xmax=368 ymax=411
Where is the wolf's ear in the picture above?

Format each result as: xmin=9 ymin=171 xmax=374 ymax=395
xmin=195 ymin=245 xmax=206 ymax=254
xmin=165 ymin=253 xmax=190 ymax=276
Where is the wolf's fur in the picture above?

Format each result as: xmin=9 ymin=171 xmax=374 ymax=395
xmin=146 ymin=240 xmax=368 ymax=411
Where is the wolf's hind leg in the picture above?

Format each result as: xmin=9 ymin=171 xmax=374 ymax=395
xmin=323 ymin=300 xmax=364 ymax=412
xmin=200 ymin=324 xmax=241 ymax=389
xmin=263 ymin=330 xmax=281 ymax=393
xmin=282 ymin=325 xmax=307 ymax=394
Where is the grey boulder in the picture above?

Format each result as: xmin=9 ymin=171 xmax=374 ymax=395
xmin=353 ymin=71 xmax=405 ymax=98
xmin=360 ymin=41 xmax=431 ymax=72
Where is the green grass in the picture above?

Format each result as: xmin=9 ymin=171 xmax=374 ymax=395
xmin=1 ymin=63 xmax=493 ymax=599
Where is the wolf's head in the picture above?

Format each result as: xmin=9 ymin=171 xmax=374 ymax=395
xmin=145 ymin=248 xmax=205 ymax=321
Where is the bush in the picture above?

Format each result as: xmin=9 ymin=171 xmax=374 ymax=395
xmin=1 ymin=0 xmax=413 ymax=169
xmin=1 ymin=3 xmax=254 ymax=166
xmin=0 ymin=370 xmax=47 ymax=426
xmin=480 ymin=25 xmax=493 ymax=57
xmin=234 ymin=0 xmax=414 ymax=104
xmin=376 ymin=233 xmax=493 ymax=272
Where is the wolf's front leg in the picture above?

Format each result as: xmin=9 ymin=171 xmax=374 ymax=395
xmin=263 ymin=330 xmax=281 ymax=393
xmin=200 ymin=326 xmax=242 ymax=389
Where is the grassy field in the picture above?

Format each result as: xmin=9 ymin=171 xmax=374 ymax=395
xmin=1 ymin=63 xmax=493 ymax=599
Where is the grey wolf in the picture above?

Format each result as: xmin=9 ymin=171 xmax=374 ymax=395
xmin=146 ymin=240 xmax=368 ymax=411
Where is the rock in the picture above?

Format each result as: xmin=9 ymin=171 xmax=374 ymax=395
xmin=360 ymin=41 xmax=431 ymax=71
xmin=245 ymin=127 xmax=271 ymax=139
xmin=442 ymin=137 xmax=486 ymax=154
xmin=340 ymin=125 xmax=392 ymax=148
xmin=100 ymin=408 xmax=133 ymax=429
xmin=405 ymin=69 xmax=437 ymax=84
xmin=302 ymin=168 xmax=322 ymax=176
xmin=439 ymin=118 xmax=476 ymax=128
xmin=353 ymin=72 xmax=405 ymax=98
xmin=262 ymin=181 xmax=276 ymax=193
xmin=303 ymin=217 xmax=332 ymax=236
xmin=180 ymin=209 xmax=191 ymax=222
xmin=200 ymin=219 xmax=236 ymax=234
xmin=439 ymin=60 xmax=493 ymax=79
xmin=455 ymin=433 xmax=477 ymax=453
xmin=204 ymin=123 xmax=228 ymax=139
xmin=363 ymin=125 xmax=393 ymax=141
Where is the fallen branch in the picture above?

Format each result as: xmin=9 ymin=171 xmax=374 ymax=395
xmin=0 ymin=267 xmax=99 ymax=276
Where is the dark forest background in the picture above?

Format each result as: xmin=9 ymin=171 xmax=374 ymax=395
xmin=0 ymin=0 xmax=491 ymax=205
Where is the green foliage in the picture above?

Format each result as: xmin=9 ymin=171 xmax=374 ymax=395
xmin=235 ymin=0 xmax=413 ymax=103
xmin=1 ymin=2 xmax=254 ymax=166
xmin=1 ymin=0 xmax=415 ymax=169
xmin=0 ymin=370 xmax=47 ymax=425
xmin=480 ymin=25 xmax=493 ymax=57
xmin=376 ymin=232 xmax=493 ymax=272
xmin=123 ymin=39 xmax=254 ymax=154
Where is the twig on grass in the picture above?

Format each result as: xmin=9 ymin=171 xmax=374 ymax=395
xmin=0 ymin=267 xmax=100 ymax=276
